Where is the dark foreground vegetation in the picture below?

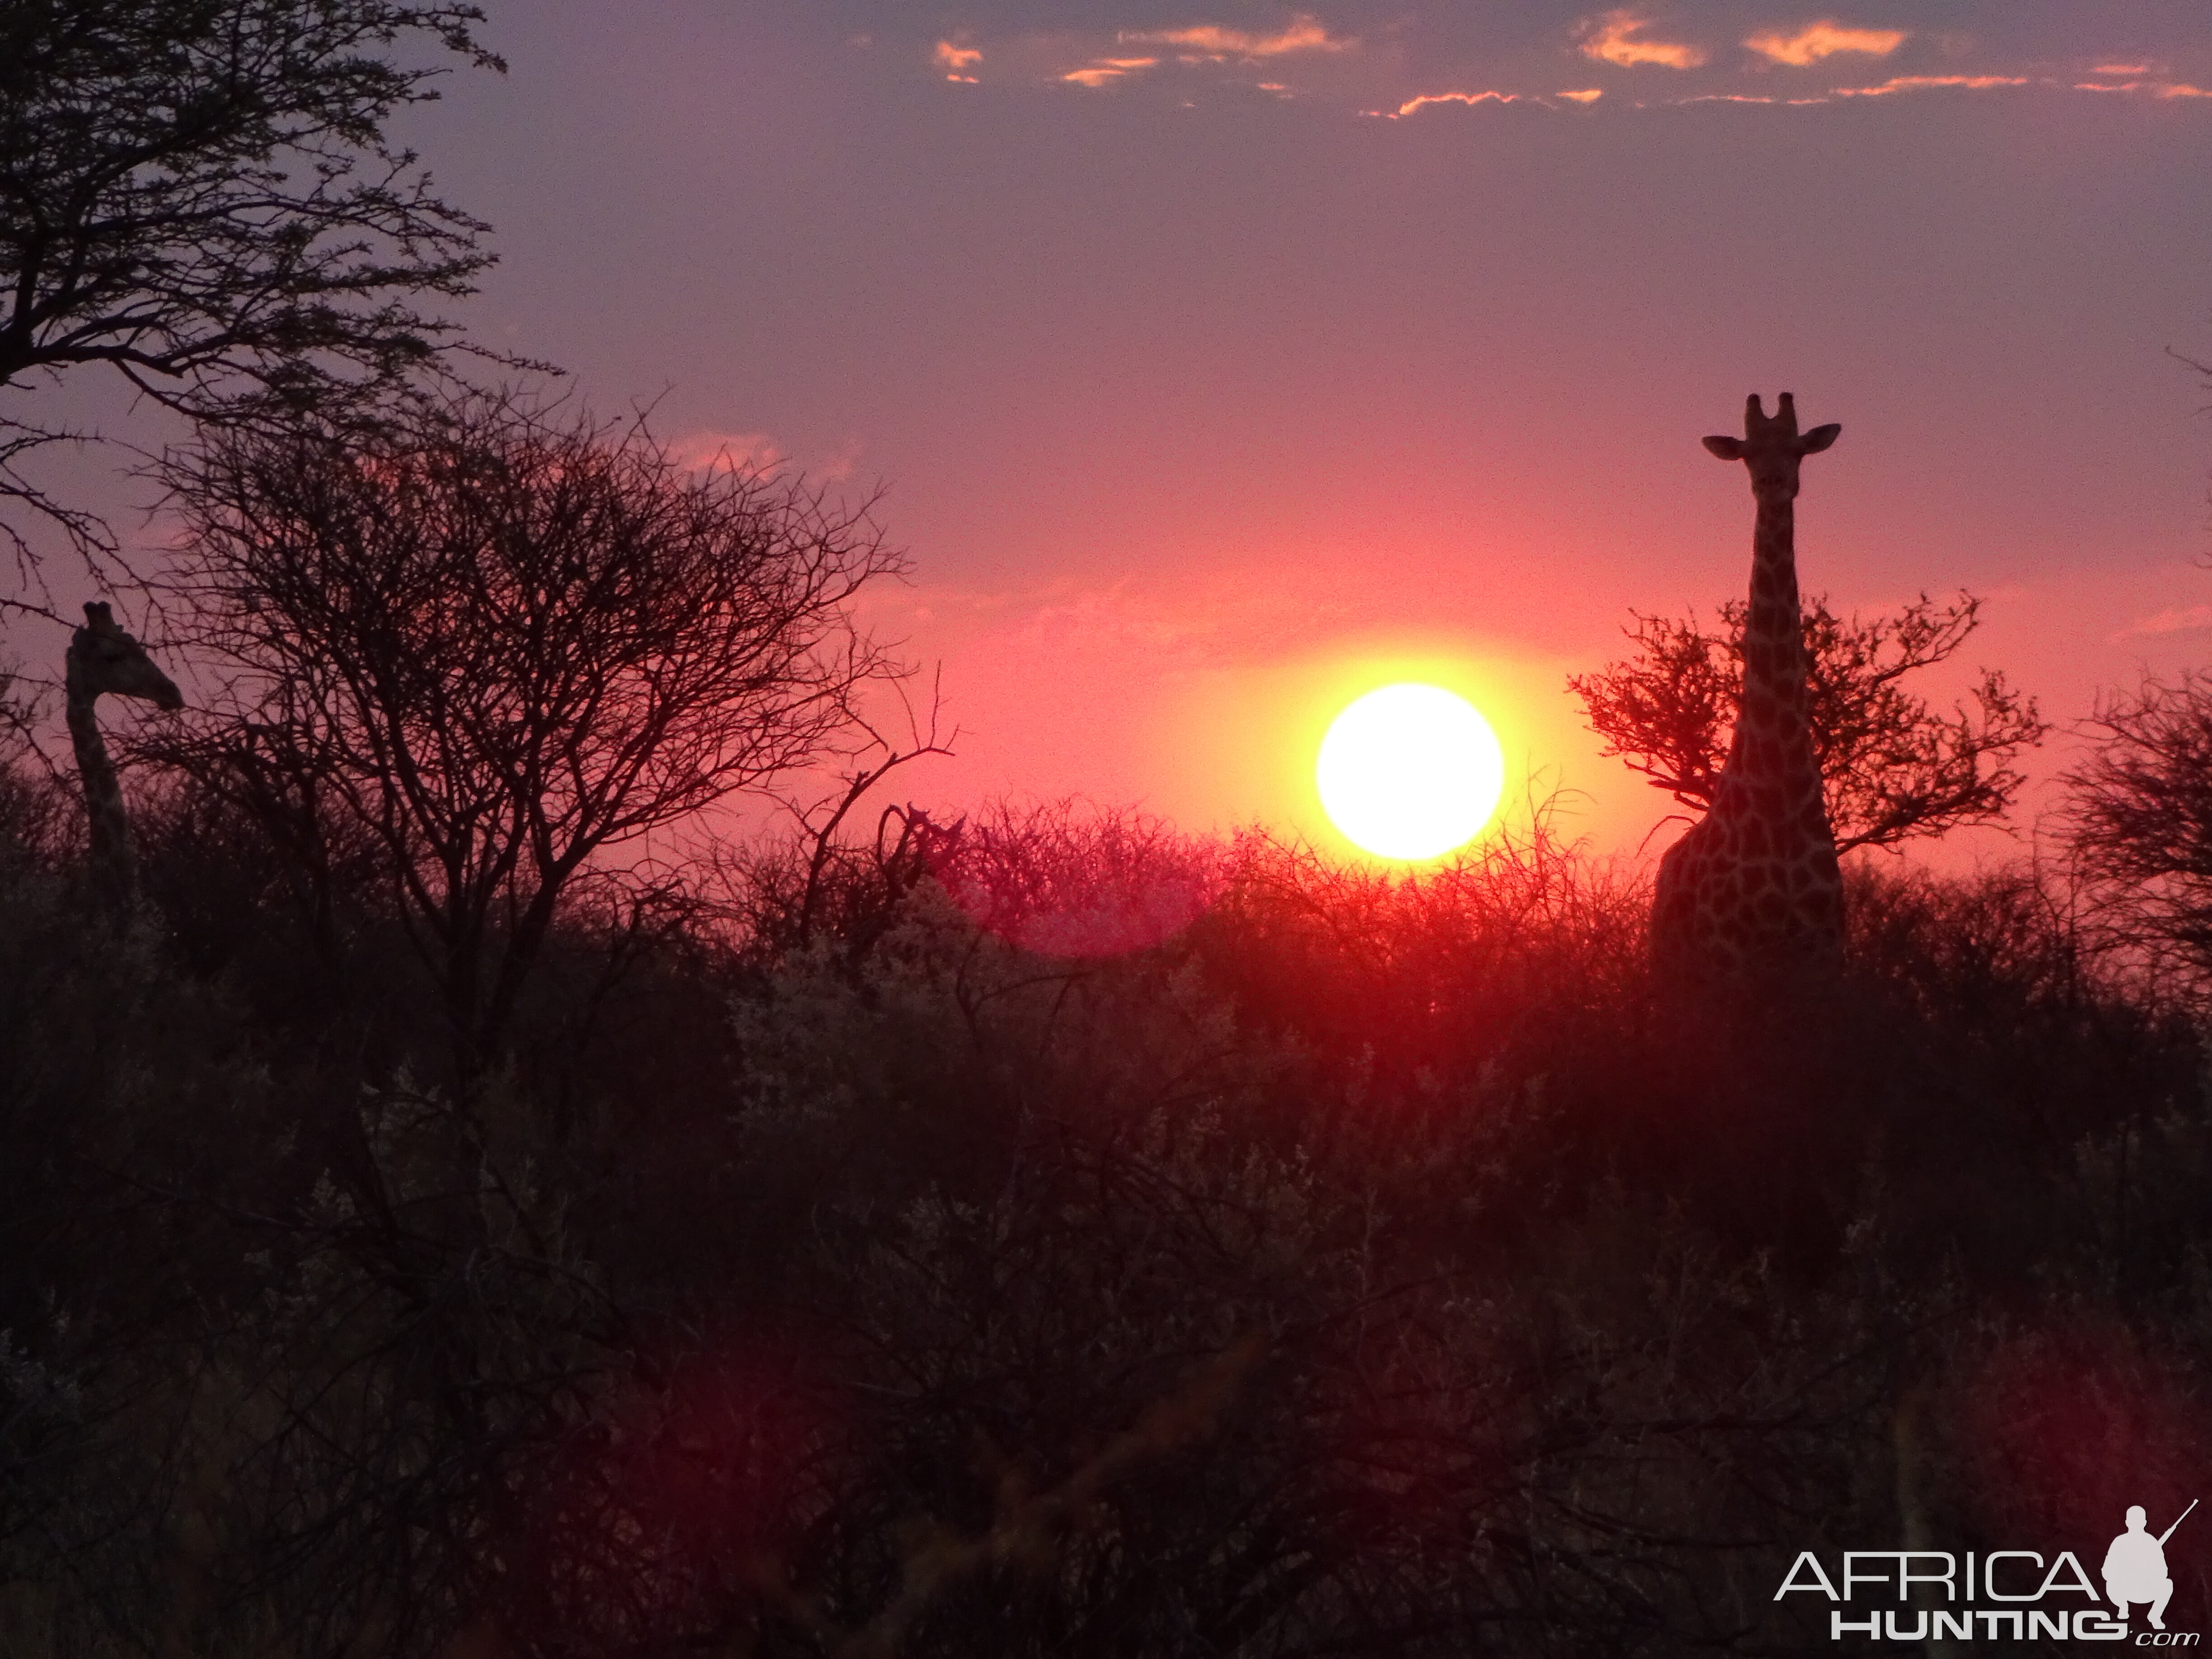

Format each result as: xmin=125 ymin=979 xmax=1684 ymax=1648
xmin=7 ymin=4 xmax=2211 ymax=1650
xmin=3 ymin=773 xmax=2209 ymax=1658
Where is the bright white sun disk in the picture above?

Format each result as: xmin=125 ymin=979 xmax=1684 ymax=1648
xmin=1317 ymin=684 xmax=1505 ymax=860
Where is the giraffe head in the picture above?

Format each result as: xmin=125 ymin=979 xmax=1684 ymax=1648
xmin=1701 ymin=393 xmax=1839 ymax=501
xmin=66 ymin=602 xmax=183 ymax=710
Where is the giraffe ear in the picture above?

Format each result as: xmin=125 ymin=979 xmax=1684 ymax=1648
xmin=1702 ymin=436 xmax=1744 ymax=461
xmin=1799 ymin=423 xmax=1841 ymax=455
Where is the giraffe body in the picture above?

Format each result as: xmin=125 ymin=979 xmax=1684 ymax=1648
xmin=1650 ymin=394 xmax=1844 ymax=979
xmin=65 ymin=601 xmax=182 ymax=911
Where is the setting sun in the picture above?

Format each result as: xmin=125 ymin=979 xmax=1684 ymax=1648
xmin=1316 ymin=683 xmax=1506 ymax=860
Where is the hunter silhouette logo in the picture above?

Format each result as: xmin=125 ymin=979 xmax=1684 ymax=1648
xmin=2107 ymin=1501 xmax=2194 ymax=1632
xmin=1775 ymin=1498 xmax=2200 ymax=1643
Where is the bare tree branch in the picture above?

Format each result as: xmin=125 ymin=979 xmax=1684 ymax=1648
xmin=143 ymin=387 xmax=913 ymax=1076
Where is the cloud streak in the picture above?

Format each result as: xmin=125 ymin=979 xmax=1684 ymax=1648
xmin=1119 ymin=14 xmax=1354 ymax=60
xmin=670 ymin=430 xmax=787 ymax=477
xmin=2076 ymin=77 xmax=2212 ymax=98
xmin=1831 ymin=73 xmax=2029 ymax=96
xmin=1384 ymin=89 xmax=1523 ymax=116
xmin=1062 ymin=55 xmax=1158 ymax=87
xmin=1744 ymin=20 xmax=1907 ymax=66
xmin=2121 ymin=605 xmax=2212 ymax=639
xmin=1576 ymin=11 xmax=1707 ymax=70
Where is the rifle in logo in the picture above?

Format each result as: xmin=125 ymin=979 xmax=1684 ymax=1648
xmin=2106 ymin=1500 xmax=2195 ymax=1631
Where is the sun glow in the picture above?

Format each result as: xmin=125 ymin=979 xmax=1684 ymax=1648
xmin=1316 ymin=684 xmax=1505 ymax=861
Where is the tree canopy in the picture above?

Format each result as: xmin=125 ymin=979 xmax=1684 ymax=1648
xmin=1570 ymin=591 xmax=2048 ymax=854
xmin=2059 ymin=671 xmax=2212 ymax=986
xmin=153 ymin=390 xmax=911 ymax=1073
xmin=0 ymin=0 xmax=506 ymax=568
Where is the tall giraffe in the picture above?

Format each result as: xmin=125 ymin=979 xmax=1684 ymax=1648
xmin=65 ymin=601 xmax=183 ymax=910
xmin=1650 ymin=394 xmax=1844 ymax=978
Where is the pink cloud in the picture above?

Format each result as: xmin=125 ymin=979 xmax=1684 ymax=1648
xmin=1062 ymin=56 xmax=1158 ymax=87
xmin=1831 ymin=73 xmax=2028 ymax=96
xmin=1119 ymin=14 xmax=1354 ymax=60
xmin=1576 ymin=11 xmax=1707 ymax=70
xmin=2120 ymin=605 xmax=2212 ymax=639
xmin=1744 ymin=20 xmax=1907 ymax=66
xmin=1383 ymin=89 xmax=1523 ymax=117
xmin=2075 ymin=78 xmax=2212 ymax=98
xmin=933 ymin=40 xmax=981 ymax=74
xmin=670 ymin=430 xmax=787 ymax=476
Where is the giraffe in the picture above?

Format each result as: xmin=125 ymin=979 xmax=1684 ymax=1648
xmin=1650 ymin=394 xmax=1844 ymax=979
xmin=64 ymin=601 xmax=183 ymax=910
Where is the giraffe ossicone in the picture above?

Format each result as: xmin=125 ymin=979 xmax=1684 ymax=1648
xmin=65 ymin=600 xmax=183 ymax=912
xmin=1649 ymin=394 xmax=1845 ymax=980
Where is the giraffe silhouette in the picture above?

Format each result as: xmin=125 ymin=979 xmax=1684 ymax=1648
xmin=1650 ymin=394 xmax=1844 ymax=979
xmin=65 ymin=601 xmax=182 ymax=911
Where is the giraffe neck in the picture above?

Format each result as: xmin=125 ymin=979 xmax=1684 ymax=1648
xmin=1731 ymin=490 xmax=1818 ymax=794
xmin=66 ymin=687 xmax=138 ymax=910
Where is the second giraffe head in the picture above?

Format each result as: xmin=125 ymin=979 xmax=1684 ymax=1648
xmin=1701 ymin=392 xmax=1839 ymax=501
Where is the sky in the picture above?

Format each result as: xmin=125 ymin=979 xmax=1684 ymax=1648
xmin=26 ymin=1 xmax=2212 ymax=867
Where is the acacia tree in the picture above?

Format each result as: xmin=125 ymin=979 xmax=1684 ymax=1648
xmin=2057 ymin=672 xmax=2212 ymax=986
xmin=1569 ymin=591 xmax=2047 ymax=854
xmin=0 ymin=0 xmax=506 ymax=571
xmin=155 ymin=391 xmax=912 ymax=1074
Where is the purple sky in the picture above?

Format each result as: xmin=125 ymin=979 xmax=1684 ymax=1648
xmin=24 ymin=2 xmax=2212 ymax=865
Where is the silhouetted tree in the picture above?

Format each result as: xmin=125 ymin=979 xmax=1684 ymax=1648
xmin=0 ymin=0 xmax=507 ymax=571
xmin=154 ymin=389 xmax=911 ymax=1075
xmin=1570 ymin=590 xmax=2046 ymax=853
xmin=2059 ymin=670 xmax=2212 ymax=987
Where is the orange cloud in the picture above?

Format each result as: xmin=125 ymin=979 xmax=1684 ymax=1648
xmin=1386 ymin=89 xmax=1522 ymax=116
xmin=1120 ymin=14 xmax=1354 ymax=60
xmin=933 ymin=40 xmax=982 ymax=74
xmin=1831 ymin=73 xmax=2027 ymax=95
xmin=2094 ymin=62 xmax=2151 ymax=75
xmin=1744 ymin=20 xmax=1907 ymax=66
xmin=1557 ymin=88 xmax=1604 ymax=103
xmin=1062 ymin=56 xmax=1158 ymax=87
xmin=1576 ymin=11 xmax=1707 ymax=69
xmin=2072 ymin=76 xmax=2211 ymax=98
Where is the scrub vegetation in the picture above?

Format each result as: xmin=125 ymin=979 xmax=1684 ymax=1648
xmin=2 ymin=510 xmax=2210 ymax=1653
xmin=4 ymin=6 xmax=2209 ymax=1653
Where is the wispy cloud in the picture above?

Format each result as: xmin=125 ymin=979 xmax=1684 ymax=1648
xmin=1382 ymin=89 xmax=1523 ymax=117
xmin=996 ymin=574 xmax=1371 ymax=667
xmin=2095 ymin=62 xmax=2151 ymax=75
xmin=1062 ymin=55 xmax=1158 ymax=87
xmin=2121 ymin=605 xmax=2212 ymax=638
xmin=1558 ymin=88 xmax=1604 ymax=103
xmin=1576 ymin=10 xmax=1707 ymax=70
xmin=2078 ymin=77 xmax=2212 ymax=98
xmin=933 ymin=40 xmax=981 ymax=81
xmin=1744 ymin=20 xmax=1907 ymax=66
xmin=1119 ymin=14 xmax=1354 ymax=61
xmin=1831 ymin=73 xmax=2028 ymax=96
xmin=670 ymin=430 xmax=787 ymax=476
